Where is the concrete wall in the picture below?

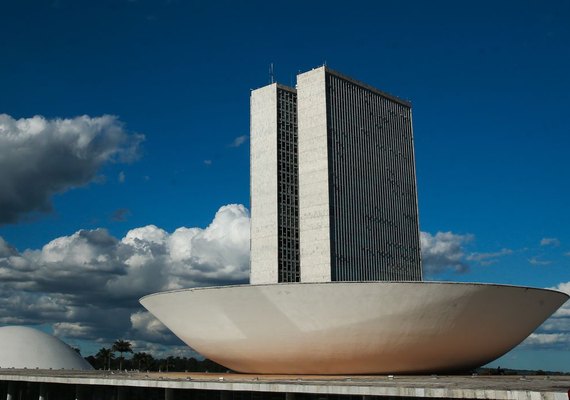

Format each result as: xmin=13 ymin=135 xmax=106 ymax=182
xmin=250 ymin=84 xmax=279 ymax=284
xmin=3 ymin=372 xmax=570 ymax=400
xmin=297 ymin=67 xmax=332 ymax=282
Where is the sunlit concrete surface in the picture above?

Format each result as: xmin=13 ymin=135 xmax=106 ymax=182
xmin=1 ymin=370 xmax=569 ymax=400
xmin=140 ymin=281 xmax=568 ymax=374
xmin=0 ymin=326 xmax=93 ymax=370
xmin=250 ymin=83 xmax=280 ymax=285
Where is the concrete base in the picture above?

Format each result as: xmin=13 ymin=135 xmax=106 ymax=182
xmin=1 ymin=370 xmax=569 ymax=400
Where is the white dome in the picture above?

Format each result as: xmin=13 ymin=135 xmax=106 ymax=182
xmin=0 ymin=326 xmax=93 ymax=370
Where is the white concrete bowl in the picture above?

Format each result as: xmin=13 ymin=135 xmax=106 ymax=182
xmin=140 ymin=282 xmax=568 ymax=374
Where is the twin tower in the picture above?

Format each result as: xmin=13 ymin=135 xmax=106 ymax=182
xmin=250 ymin=66 xmax=422 ymax=284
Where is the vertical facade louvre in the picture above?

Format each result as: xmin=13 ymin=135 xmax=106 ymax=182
xmin=251 ymin=67 xmax=422 ymax=285
xmin=299 ymin=67 xmax=422 ymax=282
xmin=276 ymin=86 xmax=300 ymax=282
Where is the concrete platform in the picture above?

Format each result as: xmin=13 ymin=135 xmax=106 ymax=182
xmin=0 ymin=370 xmax=569 ymax=400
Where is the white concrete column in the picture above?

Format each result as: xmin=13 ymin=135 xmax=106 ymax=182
xmin=250 ymin=83 xmax=280 ymax=284
xmin=285 ymin=393 xmax=295 ymax=400
xmin=164 ymin=388 xmax=174 ymax=400
xmin=297 ymin=66 xmax=332 ymax=282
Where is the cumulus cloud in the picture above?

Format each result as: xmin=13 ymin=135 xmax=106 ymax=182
xmin=5 ymin=209 xmax=551 ymax=355
xmin=420 ymin=231 xmax=473 ymax=274
xmin=229 ymin=135 xmax=248 ymax=148
xmin=130 ymin=311 xmax=178 ymax=344
xmin=129 ymin=340 xmax=199 ymax=359
xmin=540 ymin=237 xmax=560 ymax=247
xmin=0 ymin=114 xmax=143 ymax=224
xmin=524 ymin=333 xmax=569 ymax=348
xmin=0 ymin=237 xmax=18 ymax=257
xmin=0 ymin=204 xmax=249 ymax=351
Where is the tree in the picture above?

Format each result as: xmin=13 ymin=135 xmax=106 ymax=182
xmin=95 ymin=347 xmax=115 ymax=370
xmin=165 ymin=356 xmax=176 ymax=372
xmin=132 ymin=352 xmax=154 ymax=371
xmin=112 ymin=340 xmax=133 ymax=370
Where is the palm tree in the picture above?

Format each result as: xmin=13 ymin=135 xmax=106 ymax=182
xmin=112 ymin=340 xmax=133 ymax=370
xmin=95 ymin=347 xmax=115 ymax=370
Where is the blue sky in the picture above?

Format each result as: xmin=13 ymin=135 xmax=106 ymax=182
xmin=0 ymin=0 xmax=568 ymax=371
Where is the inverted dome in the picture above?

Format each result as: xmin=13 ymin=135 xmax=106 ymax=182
xmin=0 ymin=326 xmax=93 ymax=370
xmin=141 ymin=282 xmax=568 ymax=374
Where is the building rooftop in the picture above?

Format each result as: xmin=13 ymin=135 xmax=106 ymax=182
xmin=1 ymin=370 xmax=568 ymax=400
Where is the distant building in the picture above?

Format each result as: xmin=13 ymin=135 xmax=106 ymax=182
xmin=250 ymin=67 xmax=422 ymax=284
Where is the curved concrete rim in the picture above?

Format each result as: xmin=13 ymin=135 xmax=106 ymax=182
xmin=140 ymin=281 xmax=569 ymax=302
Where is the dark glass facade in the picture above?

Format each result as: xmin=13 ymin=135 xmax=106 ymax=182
xmin=276 ymin=86 xmax=300 ymax=282
xmin=325 ymin=71 xmax=422 ymax=281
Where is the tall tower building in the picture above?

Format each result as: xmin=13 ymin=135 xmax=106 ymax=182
xmin=250 ymin=67 xmax=422 ymax=284
xmin=297 ymin=67 xmax=422 ymax=282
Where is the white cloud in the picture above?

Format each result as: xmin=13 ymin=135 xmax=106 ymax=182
xmin=5 ymin=209 xmax=561 ymax=356
xmin=0 ymin=204 xmax=250 ymax=352
xmin=128 ymin=340 xmax=199 ymax=359
xmin=52 ymin=322 xmax=96 ymax=339
xmin=556 ymin=282 xmax=570 ymax=295
xmin=551 ymin=282 xmax=570 ymax=318
xmin=0 ymin=114 xmax=143 ymax=224
xmin=0 ymin=237 xmax=17 ymax=257
xmin=523 ymin=333 xmax=569 ymax=347
xmin=540 ymin=237 xmax=560 ymax=247
xmin=528 ymin=256 xmax=552 ymax=266
xmin=420 ymin=231 xmax=473 ymax=274
xmin=467 ymin=248 xmax=512 ymax=266
xmin=229 ymin=135 xmax=248 ymax=148
xmin=130 ymin=311 xmax=177 ymax=344
xmin=118 ymin=171 xmax=126 ymax=183
xmin=541 ymin=317 xmax=570 ymax=331
xmin=203 ymin=159 xmax=212 ymax=165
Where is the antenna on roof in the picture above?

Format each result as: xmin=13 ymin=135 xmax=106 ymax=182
xmin=269 ymin=63 xmax=275 ymax=84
